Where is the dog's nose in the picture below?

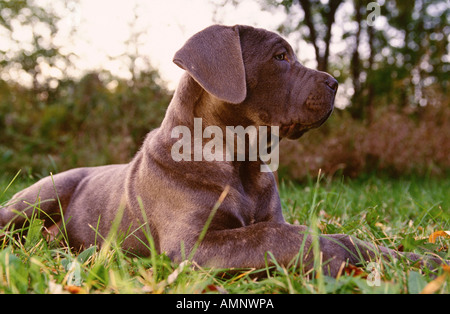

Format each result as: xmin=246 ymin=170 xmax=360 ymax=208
xmin=325 ymin=77 xmax=338 ymax=92
xmin=325 ymin=76 xmax=339 ymax=91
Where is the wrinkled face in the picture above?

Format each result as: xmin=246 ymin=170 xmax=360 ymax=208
xmin=174 ymin=25 xmax=337 ymax=140
xmin=238 ymin=26 xmax=337 ymax=139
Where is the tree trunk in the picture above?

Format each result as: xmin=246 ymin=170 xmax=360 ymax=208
xmin=350 ymin=0 xmax=363 ymax=120
xmin=297 ymin=0 xmax=344 ymax=73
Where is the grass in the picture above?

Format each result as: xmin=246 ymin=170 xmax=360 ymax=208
xmin=0 ymin=172 xmax=449 ymax=294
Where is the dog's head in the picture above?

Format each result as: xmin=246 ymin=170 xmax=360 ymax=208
xmin=173 ymin=24 xmax=337 ymax=139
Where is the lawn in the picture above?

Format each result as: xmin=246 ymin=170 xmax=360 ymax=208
xmin=0 ymin=173 xmax=449 ymax=294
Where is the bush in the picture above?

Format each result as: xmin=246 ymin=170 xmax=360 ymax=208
xmin=0 ymin=71 xmax=172 ymax=176
xmin=279 ymin=101 xmax=450 ymax=181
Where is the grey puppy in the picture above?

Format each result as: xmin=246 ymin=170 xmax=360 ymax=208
xmin=0 ymin=25 xmax=445 ymax=277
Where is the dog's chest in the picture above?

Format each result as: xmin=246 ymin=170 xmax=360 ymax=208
xmin=235 ymin=165 xmax=280 ymax=225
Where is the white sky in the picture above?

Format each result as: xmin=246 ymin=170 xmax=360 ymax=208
xmin=3 ymin=0 xmax=355 ymax=107
xmin=70 ymin=0 xmax=289 ymax=89
xmin=3 ymin=0 xmax=447 ymax=109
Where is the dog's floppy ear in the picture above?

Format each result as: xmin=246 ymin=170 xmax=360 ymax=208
xmin=173 ymin=25 xmax=246 ymax=104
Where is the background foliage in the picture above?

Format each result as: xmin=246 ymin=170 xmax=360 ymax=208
xmin=0 ymin=0 xmax=448 ymax=180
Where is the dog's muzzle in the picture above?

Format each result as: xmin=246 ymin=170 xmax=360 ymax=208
xmin=280 ymin=108 xmax=333 ymax=139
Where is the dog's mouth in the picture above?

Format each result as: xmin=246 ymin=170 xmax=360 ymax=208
xmin=279 ymin=109 xmax=333 ymax=139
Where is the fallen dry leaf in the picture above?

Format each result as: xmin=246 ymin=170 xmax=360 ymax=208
xmin=344 ymin=264 xmax=367 ymax=278
xmin=64 ymin=285 xmax=84 ymax=294
xmin=420 ymin=265 xmax=450 ymax=294
xmin=202 ymin=284 xmax=227 ymax=294
xmin=443 ymin=265 xmax=450 ymax=274
xmin=166 ymin=260 xmax=190 ymax=285
xmin=428 ymin=230 xmax=450 ymax=243
xmin=420 ymin=274 xmax=447 ymax=294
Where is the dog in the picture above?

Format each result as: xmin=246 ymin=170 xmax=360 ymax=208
xmin=0 ymin=25 xmax=445 ymax=277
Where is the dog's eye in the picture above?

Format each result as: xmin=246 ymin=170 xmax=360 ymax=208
xmin=274 ymin=53 xmax=287 ymax=61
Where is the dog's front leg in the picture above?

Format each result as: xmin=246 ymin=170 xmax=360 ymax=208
xmin=188 ymin=222 xmax=314 ymax=271
xmin=191 ymin=224 xmax=363 ymax=277
xmin=177 ymin=225 xmax=447 ymax=278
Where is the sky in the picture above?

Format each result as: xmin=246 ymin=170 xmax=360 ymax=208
xmin=2 ymin=0 xmax=448 ymax=110
xmin=3 ymin=0 xmax=359 ymax=107
xmin=70 ymin=0 xmax=289 ymax=90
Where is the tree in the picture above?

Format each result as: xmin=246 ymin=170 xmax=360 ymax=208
xmin=297 ymin=0 xmax=344 ymax=72
xmin=0 ymin=0 xmax=76 ymax=92
xmin=271 ymin=0 xmax=344 ymax=72
xmin=350 ymin=0 xmax=449 ymax=119
xmin=270 ymin=0 xmax=449 ymax=120
xmin=0 ymin=0 xmax=172 ymax=175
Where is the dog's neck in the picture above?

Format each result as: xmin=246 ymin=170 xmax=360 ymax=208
xmin=151 ymin=74 xmax=278 ymax=177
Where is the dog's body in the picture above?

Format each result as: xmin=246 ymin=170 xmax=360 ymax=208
xmin=0 ymin=25 xmax=444 ymax=276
